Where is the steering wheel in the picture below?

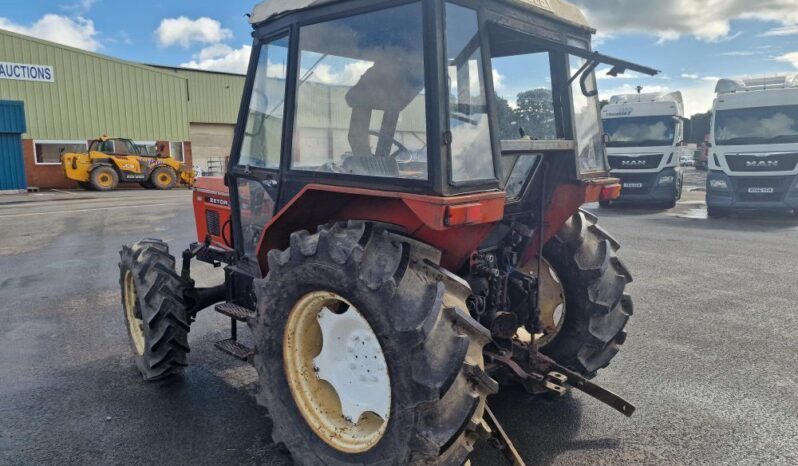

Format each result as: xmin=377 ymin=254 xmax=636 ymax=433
xmin=367 ymin=130 xmax=413 ymax=160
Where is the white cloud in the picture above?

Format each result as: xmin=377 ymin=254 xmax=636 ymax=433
xmin=759 ymin=25 xmax=798 ymax=37
xmin=776 ymin=52 xmax=798 ymax=69
xmin=181 ymin=44 xmax=251 ymax=74
xmin=681 ymin=73 xmax=700 ymax=79
xmin=720 ymin=51 xmax=756 ymax=56
xmin=156 ymin=17 xmax=232 ymax=48
xmin=492 ymin=70 xmax=505 ymax=90
xmin=61 ymin=0 xmax=98 ymax=15
xmin=573 ymin=0 xmax=798 ymax=42
xmin=0 ymin=14 xmax=100 ymax=51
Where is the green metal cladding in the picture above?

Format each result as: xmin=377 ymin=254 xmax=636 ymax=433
xmin=0 ymin=29 xmax=246 ymax=142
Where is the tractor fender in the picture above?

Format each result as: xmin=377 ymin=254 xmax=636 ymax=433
xmin=255 ymin=184 xmax=506 ymax=275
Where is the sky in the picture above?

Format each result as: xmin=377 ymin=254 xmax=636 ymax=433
xmin=1 ymin=0 xmax=798 ymax=116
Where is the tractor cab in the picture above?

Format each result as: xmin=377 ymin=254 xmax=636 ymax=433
xmin=225 ymin=0 xmax=656 ymax=265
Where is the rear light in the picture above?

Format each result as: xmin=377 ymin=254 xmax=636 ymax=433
xmin=600 ymin=184 xmax=622 ymax=201
xmin=445 ymin=203 xmax=483 ymax=226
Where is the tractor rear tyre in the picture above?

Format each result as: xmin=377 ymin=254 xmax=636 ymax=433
xmin=119 ymin=239 xmax=191 ymax=381
xmin=251 ymin=222 xmax=497 ymax=465
xmin=150 ymin=167 xmax=177 ymax=190
xmin=90 ymin=166 xmax=119 ymax=191
xmin=541 ymin=209 xmax=633 ymax=377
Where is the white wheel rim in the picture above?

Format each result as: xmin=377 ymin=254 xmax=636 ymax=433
xmin=517 ymin=259 xmax=566 ymax=347
xmin=123 ymin=270 xmax=145 ymax=355
xmin=283 ymin=291 xmax=390 ymax=453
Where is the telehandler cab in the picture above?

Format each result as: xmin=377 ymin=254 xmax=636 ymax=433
xmin=120 ymin=0 xmax=657 ymax=464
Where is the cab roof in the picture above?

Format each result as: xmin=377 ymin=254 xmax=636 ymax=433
xmin=250 ymin=0 xmax=590 ymax=29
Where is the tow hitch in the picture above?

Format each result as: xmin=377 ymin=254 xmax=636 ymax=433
xmin=484 ymin=349 xmax=636 ymax=465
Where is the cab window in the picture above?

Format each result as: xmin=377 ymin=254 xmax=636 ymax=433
xmin=239 ymin=36 xmax=291 ymax=169
xmin=291 ymin=2 xmax=428 ymax=180
xmin=445 ymin=3 xmax=495 ymax=183
xmin=488 ymin=27 xmax=561 ymax=142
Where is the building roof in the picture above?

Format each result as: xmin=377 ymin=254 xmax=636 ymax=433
xmin=250 ymin=0 xmax=589 ymax=28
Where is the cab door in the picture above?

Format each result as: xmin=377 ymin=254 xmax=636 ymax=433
xmin=228 ymin=34 xmax=292 ymax=262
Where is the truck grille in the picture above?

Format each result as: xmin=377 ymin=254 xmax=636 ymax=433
xmin=727 ymin=153 xmax=798 ymax=172
xmin=608 ymin=154 xmax=664 ymax=170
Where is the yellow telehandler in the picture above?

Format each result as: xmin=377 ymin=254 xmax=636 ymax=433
xmin=62 ymin=136 xmax=194 ymax=191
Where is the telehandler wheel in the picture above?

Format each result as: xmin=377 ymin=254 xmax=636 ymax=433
xmin=150 ymin=167 xmax=177 ymax=190
xmin=251 ymin=222 xmax=497 ymax=465
xmin=541 ymin=209 xmax=633 ymax=377
xmin=119 ymin=240 xmax=191 ymax=381
xmin=90 ymin=166 xmax=119 ymax=191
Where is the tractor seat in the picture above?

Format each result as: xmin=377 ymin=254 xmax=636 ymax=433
xmin=342 ymin=155 xmax=400 ymax=177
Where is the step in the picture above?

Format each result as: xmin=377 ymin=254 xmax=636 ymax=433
xmin=214 ymin=339 xmax=254 ymax=362
xmin=215 ymin=302 xmax=255 ymax=322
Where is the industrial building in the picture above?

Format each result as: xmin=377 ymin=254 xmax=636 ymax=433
xmin=0 ymin=28 xmax=245 ymax=192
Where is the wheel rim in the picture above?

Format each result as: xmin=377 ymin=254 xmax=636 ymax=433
xmin=98 ymin=174 xmax=112 ymax=187
xmin=123 ymin=270 xmax=145 ymax=355
xmin=517 ymin=259 xmax=566 ymax=347
xmin=284 ymin=291 xmax=390 ymax=453
xmin=158 ymin=173 xmax=171 ymax=185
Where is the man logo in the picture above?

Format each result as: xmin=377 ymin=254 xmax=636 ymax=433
xmin=745 ymin=160 xmax=779 ymax=168
xmin=621 ymin=160 xmax=647 ymax=167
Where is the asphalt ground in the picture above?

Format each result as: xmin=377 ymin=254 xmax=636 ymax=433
xmin=1 ymin=170 xmax=797 ymax=465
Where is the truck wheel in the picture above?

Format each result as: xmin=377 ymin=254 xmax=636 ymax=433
xmin=707 ymin=206 xmax=727 ymax=218
xmin=119 ymin=240 xmax=190 ymax=381
xmin=150 ymin=167 xmax=177 ymax=190
xmin=251 ymin=222 xmax=497 ymax=465
xmin=90 ymin=166 xmax=119 ymax=191
xmin=541 ymin=210 xmax=633 ymax=377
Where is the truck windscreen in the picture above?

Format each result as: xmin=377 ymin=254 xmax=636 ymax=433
xmin=603 ymin=116 xmax=676 ymax=148
xmin=714 ymin=105 xmax=798 ymax=146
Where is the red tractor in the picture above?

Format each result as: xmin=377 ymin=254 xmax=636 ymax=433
xmin=120 ymin=0 xmax=656 ymax=464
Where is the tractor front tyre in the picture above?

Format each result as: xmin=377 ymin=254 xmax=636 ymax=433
xmin=251 ymin=222 xmax=497 ymax=465
xmin=150 ymin=167 xmax=177 ymax=190
xmin=541 ymin=209 xmax=633 ymax=377
xmin=119 ymin=240 xmax=191 ymax=381
xmin=90 ymin=166 xmax=119 ymax=191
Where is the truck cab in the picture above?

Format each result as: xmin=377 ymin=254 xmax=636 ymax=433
xmin=601 ymin=92 xmax=687 ymax=208
xmin=706 ymin=74 xmax=798 ymax=217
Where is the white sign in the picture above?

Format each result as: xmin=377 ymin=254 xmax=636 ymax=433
xmin=0 ymin=62 xmax=54 ymax=83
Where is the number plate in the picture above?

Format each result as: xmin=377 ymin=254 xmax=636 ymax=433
xmin=748 ymin=187 xmax=774 ymax=194
xmin=624 ymin=183 xmax=644 ymax=189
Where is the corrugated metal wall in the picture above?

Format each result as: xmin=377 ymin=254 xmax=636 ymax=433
xmin=0 ymin=100 xmax=27 ymax=191
xmin=154 ymin=67 xmax=245 ymax=125
xmin=0 ymin=29 xmax=189 ymax=141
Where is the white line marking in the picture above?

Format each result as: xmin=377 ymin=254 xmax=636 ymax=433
xmin=0 ymin=202 xmax=187 ymax=219
xmin=50 ymin=189 xmax=81 ymax=196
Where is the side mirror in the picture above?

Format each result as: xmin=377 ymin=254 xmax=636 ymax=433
xmin=602 ymin=133 xmax=611 ymax=145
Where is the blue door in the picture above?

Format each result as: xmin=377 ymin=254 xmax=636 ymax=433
xmin=0 ymin=100 xmax=27 ymax=192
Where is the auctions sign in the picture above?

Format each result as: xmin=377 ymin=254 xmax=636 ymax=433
xmin=0 ymin=62 xmax=54 ymax=83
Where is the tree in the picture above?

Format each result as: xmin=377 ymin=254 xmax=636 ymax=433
xmin=514 ymin=89 xmax=556 ymax=140
xmin=689 ymin=111 xmax=713 ymax=144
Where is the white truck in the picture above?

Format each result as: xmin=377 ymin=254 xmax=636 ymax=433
xmin=601 ymin=92 xmax=688 ymax=208
xmin=706 ymin=74 xmax=798 ymax=217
